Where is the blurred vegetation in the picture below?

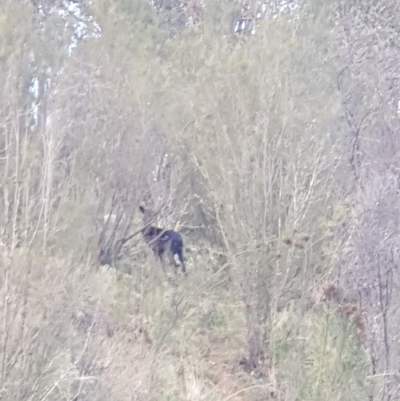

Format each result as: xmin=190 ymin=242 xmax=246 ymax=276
xmin=1 ymin=0 xmax=400 ymax=400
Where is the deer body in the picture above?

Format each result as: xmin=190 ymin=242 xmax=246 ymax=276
xmin=139 ymin=206 xmax=186 ymax=274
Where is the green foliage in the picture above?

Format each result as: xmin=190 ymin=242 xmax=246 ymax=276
xmin=301 ymin=303 xmax=372 ymax=401
xmin=267 ymin=302 xmax=371 ymax=400
xmin=0 ymin=2 xmax=32 ymax=59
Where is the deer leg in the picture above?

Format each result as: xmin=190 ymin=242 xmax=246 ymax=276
xmin=160 ymin=253 xmax=166 ymax=273
xmin=153 ymin=244 xmax=165 ymax=273
xmin=178 ymin=250 xmax=186 ymax=275
xmin=169 ymin=253 xmax=178 ymax=275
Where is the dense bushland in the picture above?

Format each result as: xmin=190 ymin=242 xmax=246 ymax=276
xmin=1 ymin=1 xmax=400 ymax=400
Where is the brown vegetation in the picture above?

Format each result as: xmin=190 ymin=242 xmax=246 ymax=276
xmin=1 ymin=0 xmax=400 ymax=400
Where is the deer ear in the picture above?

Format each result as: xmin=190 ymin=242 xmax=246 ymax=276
xmin=139 ymin=206 xmax=145 ymax=213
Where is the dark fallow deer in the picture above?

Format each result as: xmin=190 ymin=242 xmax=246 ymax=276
xmin=139 ymin=206 xmax=186 ymax=275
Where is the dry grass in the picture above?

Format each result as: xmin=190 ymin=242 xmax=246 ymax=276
xmin=0 ymin=241 xmax=252 ymax=400
xmin=1 ymin=0 xmax=394 ymax=400
xmin=0 ymin=236 xmax=371 ymax=401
